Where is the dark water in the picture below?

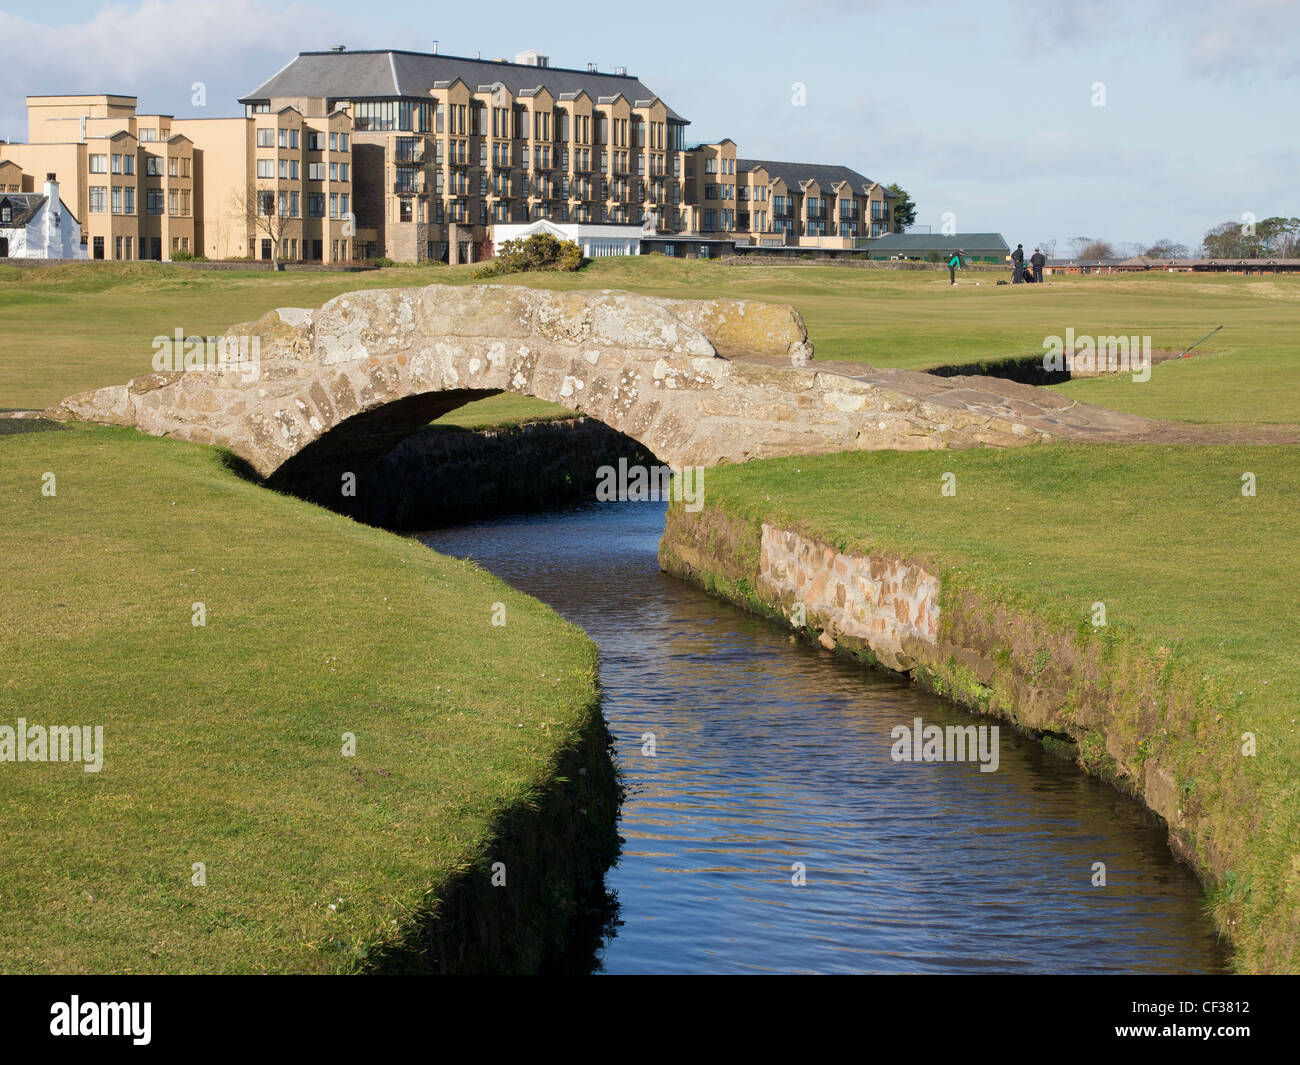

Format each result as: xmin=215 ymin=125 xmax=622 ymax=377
xmin=420 ymin=500 xmax=1226 ymax=975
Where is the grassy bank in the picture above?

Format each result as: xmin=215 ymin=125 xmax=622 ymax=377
xmin=676 ymin=444 xmax=1300 ymax=972
xmin=4 ymin=258 xmax=1297 ymax=425
xmin=0 ymin=423 xmax=617 ymax=973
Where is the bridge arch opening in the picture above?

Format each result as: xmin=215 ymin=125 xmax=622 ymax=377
xmin=264 ymin=387 xmax=663 ymax=531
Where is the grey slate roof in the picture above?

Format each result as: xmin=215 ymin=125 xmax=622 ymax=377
xmin=866 ymin=232 xmax=1009 ymax=252
xmin=0 ymin=193 xmax=47 ymax=228
xmin=737 ymin=158 xmax=896 ymax=196
xmin=241 ymin=50 xmax=688 ymax=123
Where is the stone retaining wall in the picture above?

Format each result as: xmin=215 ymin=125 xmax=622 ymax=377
xmin=659 ymin=500 xmax=1259 ymax=969
xmin=758 ymin=525 xmax=940 ymax=671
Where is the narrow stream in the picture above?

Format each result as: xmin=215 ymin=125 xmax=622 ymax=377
xmin=420 ymin=499 xmax=1226 ymax=975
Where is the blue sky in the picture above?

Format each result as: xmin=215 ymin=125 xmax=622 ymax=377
xmin=2 ymin=0 xmax=1296 ymax=253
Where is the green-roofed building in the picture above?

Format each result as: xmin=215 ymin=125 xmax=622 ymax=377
xmin=864 ymin=232 xmax=1009 ymax=263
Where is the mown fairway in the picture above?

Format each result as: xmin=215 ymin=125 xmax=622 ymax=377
xmin=4 ymin=258 xmax=1297 ymax=426
xmin=0 ymin=423 xmax=601 ymax=973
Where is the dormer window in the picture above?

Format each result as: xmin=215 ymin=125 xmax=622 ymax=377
xmin=0 ymin=203 xmax=9 ymax=223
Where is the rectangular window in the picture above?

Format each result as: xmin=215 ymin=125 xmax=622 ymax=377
xmin=257 ymin=128 xmax=275 ymax=148
xmin=329 ymin=193 xmax=339 ymax=219
xmin=290 ymin=160 xmax=299 ymax=180
xmin=147 ymin=188 xmax=164 ymax=215
xmin=329 ymin=162 xmax=338 ymax=181
xmin=111 ymin=186 xmax=122 ymax=214
xmin=329 ymin=132 xmax=338 ymax=151
xmin=340 ymin=193 xmax=349 ymax=217
xmin=279 ymin=129 xmax=287 ymax=149
xmin=290 ymin=129 xmax=299 ymax=149
xmin=256 ymin=159 xmax=274 ymax=179
xmin=139 ymin=128 xmax=158 ymax=142
xmin=308 ymin=132 xmax=322 ymax=151
xmin=111 ymin=154 xmax=122 ymax=175
xmin=309 ymin=193 xmax=325 ymax=218
xmin=145 ymin=156 xmax=161 ymax=176
xmin=124 ymin=187 xmax=135 ymax=214
xmin=278 ymin=190 xmax=288 ymax=217
xmin=307 ymin=162 xmax=325 ymax=181
xmin=181 ymin=189 xmax=189 ymax=216
xmin=89 ymin=154 xmax=108 ymax=174
xmin=89 ymin=186 xmax=108 ymax=212
xmin=339 ymin=133 xmax=348 ymax=151
xmin=168 ymin=157 xmax=176 ymax=177
xmin=289 ymin=190 xmax=299 ymax=216
xmin=279 ymin=159 xmax=288 ymax=179
xmin=339 ymin=163 xmax=349 ymax=182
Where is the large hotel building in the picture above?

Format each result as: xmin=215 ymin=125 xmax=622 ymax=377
xmin=0 ymin=47 xmax=897 ymax=263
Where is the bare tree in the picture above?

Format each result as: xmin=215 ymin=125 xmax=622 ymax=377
xmin=230 ymin=185 xmax=289 ymax=269
xmin=1143 ymin=238 xmax=1190 ymax=259
xmin=1078 ymin=239 xmax=1115 ymax=260
xmin=1038 ymin=238 xmax=1057 ymax=258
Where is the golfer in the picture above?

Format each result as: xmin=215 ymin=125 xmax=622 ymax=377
xmin=949 ymin=249 xmax=963 ymax=285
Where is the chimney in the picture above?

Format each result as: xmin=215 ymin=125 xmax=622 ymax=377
xmin=44 ymin=172 xmax=59 ymax=208
xmin=431 ymin=40 xmax=439 ymax=54
xmin=330 ymin=44 xmax=346 ymax=52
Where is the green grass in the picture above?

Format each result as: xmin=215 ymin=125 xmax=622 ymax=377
xmin=430 ymin=391 xmax=572 ymax=429
xmin=4 ymin=258 xmax=1298 ymax=425
xmin=695 ymin=443 xmax=1300 ymax=970
xmin=0 ymin=423 xmax=602 ymax=973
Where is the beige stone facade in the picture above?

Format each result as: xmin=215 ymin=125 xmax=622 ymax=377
xmin=0 ymin=95 xmax=195 ymax=260
xmin=171 ymin=108 xmax=354 ymax=263
xmin=240 ymin=48 xmax=893 ymax=262
xmin=1 ymin=94 xmax=353 ymax=263
xmin=1 ymin=51 xmax=897 ymax=264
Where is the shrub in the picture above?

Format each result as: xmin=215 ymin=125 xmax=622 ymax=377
xmin=170 ymin=248 xmax=195 ymax=262
xmin=473 ymin=233 xmax=586 ymax=279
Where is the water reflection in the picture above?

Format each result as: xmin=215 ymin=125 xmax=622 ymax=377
xmin=420 ymin=499 xmax=1226 ymax=975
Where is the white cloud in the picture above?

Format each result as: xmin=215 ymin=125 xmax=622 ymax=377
xmin=1182 ymin=0 xmax=1300 ymax=78
xmin=0 ymin=0 xmax=350 ymax=138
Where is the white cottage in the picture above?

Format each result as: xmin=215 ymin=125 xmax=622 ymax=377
xmin=0 ymin=174 xmax=87 ymax=260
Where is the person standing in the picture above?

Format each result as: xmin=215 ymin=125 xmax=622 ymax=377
xmin=948 ymin=248 xmax=963 ymax=285
xmin=1011 ymin=243 xmax=1025 ymax=283
xmin=1030 ymin=247 xmax=1045 ymax=283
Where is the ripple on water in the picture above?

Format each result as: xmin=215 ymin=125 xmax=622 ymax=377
xmin=419 ymin=499 xmax=1226 ymax=975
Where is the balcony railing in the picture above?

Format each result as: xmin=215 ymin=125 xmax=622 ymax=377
xmin=806 ymin=207 xmax=827 ymax=221
xmin=393 ymin=177 xmax=425 ymax=194
xmin=394 ymin=141 xmax=427 ymax=164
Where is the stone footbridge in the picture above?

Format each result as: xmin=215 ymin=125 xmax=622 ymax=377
xmin=50 ymin=283 xmax=1175 ymax=483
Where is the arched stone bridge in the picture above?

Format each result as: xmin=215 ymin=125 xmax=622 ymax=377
xmin=51 ymin=282 xmax=1164 ymax=483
